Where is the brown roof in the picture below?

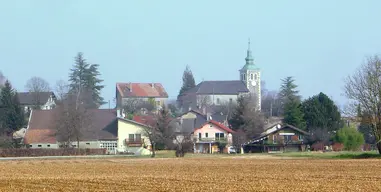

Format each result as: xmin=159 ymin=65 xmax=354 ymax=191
xmin=24 ymin=129 xmax=57 ymax=144
xmin=17 ymin=92 xmax=55 ymax=105
xmin=116 ymin=83 xmax=168 ymax=98
xmin=24 ymin=109 xmax=118 ymax=144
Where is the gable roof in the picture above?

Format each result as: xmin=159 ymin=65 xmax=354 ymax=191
xmin=195 ymin=120 xmax=235 ymax=133
xmin=24 ymin=109 xmax=118 ymax=144
xmin=116 ymin=83 xmax=168 ymax=98
xmin=183 ymin=80 xmax=249 ymax=95
xmin=252 ymin=124 xmax=309 ymax=141
xmin=169 ymin=118 xmax=195 ymax=134
xmin=17 ymin=92 xmax=55 ymax=105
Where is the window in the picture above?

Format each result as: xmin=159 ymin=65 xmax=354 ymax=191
xmin=229 ymin=98 xmax=233 ymax=103
xmin=205 ymin=133 xmax=208 ymax=138
xmin=298 ymin=134 xmax=303 ymax=141
xmin=37 ymin=145 xmax=42 ymax=147
xmin=215 ymin=133 xmax=225 ymax=140
xmin=243 ymin=74 xmax=246 ymax=80
xmin=273 ymin=135 xmax=277 ymax=144
xmin=100 ymin=141 xmax=117 ymax=153
xmin=129 ymin=134 xmax=135 ymax=142
xmin=216 ymin=98 xmax=220 ymax=104
xmin=284 ymin=135 xmax=292 ymax=142
xmin=47 ymin=145 xmax=50 ymax=147
xmin=250 ymin=73 xmax=253 ymax=80
xmin=255 ymin=74 xmax=258 ymax=80
xmin=128 ymin=134 xmax=141 ymax=142
xmin=86 ymin=143 xmax=90 ymax=145
xmin=198 ymin=133 xmax=201 ymax=139
xmin=135 ymin=134 xmax=142 ymax=142
xmin=29 ymin=145 xmax=32 ymax=147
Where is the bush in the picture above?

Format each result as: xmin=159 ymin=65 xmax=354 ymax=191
xmin=0 ymin=148 xmax=107 ymax=157
xmin=334 ymin=126 xmax=364 ymax=151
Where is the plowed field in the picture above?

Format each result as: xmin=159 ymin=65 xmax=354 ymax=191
xmin=0 ymin=157 xmax=380 ymax=191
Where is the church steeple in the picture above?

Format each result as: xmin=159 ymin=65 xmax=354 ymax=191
xmin=245 ymin=38 xmax=254 ymax=65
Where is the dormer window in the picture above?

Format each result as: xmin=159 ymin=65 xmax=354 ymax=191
xmin=250 ymin=73 xmax=253 ymax=80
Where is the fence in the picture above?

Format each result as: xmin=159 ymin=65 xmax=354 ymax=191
xmin=0 ymin=148 xmax=107 ymax=157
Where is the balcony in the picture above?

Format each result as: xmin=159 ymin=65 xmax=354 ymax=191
xmin=125 ymin=139 xmax=143 ymax=147
xmin=193 ymin=136 xmax=228 ymax=143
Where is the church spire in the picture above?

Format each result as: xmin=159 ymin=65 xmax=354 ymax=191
xmin=245 ymin=38 xmax=254 ymax=65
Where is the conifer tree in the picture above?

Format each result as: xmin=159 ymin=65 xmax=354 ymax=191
xmin=0 ymin=80 xmax=25 ymax=135
xmin=178 ymin=65 xmax=196 ymax=99
xmin=279 ymin=77 xmax=305 ymax=128
xmin=68 ymin=52 xmax=105 ymax=108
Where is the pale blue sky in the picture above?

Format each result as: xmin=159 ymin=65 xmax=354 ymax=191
xmin=1 ymin=1 xmax=381 ymax=109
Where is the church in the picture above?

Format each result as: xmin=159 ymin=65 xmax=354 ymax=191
xmin=178 ymin=40 xmax=261 ymax=113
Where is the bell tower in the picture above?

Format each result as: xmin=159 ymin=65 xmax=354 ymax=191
xmin=239 ymin=38 xmax=261 ymax=110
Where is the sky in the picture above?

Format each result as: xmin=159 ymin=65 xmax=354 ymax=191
xmin=1 ymin=0 xmax=381 ymax=109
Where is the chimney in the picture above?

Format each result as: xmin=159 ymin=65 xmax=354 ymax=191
xmin=151 ymin=83 xmax=155 ymax=88
xmin=129 ymin=82 xmax=132 ymax=92
xmin=206 ymin=112 xmax=212 ymax=121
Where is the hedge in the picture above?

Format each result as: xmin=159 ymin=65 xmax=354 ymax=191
xmin=0 ymin=148 xmax=107 ymax=157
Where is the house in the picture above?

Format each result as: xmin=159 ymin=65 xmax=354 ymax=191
xmin=193 ymin=120 xmax=235 ymax=154
xmin=178 ymin=40 xmax=261 ymax=112
xmin=17 ymin=92 xmax=57 ymax=112
xmin=23 ymin=109 xmax=118 ymax=154
xmin=115 ymin=82 xmax=168 ymax=113
xmin=117 ymin=116 xmax=153 ymax=155
xmin=244 ymin=124 xmax=309 ymax=153
xmin=180 ymin=109 xmax=229 ymax=129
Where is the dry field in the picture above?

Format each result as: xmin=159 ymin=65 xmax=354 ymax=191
xmin=0 ymin=156 xmax=380 ymax=192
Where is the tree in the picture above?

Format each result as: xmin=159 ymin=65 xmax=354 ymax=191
xmin=279 ymin=76 xmax=301 ymax=104
xmin=358 ymin=111 xmax=376 ymax=144
xmin=0 ymin=80 xmax=25 ymax=136
xmin=344 ymin=55 xmax=381 ymax=153
xmin=54 ymin=92 xmax=91 ymax=148
xmin=196 ymin=95 xmax=212 ymax=111
xmin=69 ymin=52 xmax=105 ymax=109
xmin=178 ymin=65 xmax=196 ymax=99
xmin=228 ymin=94 xmax=264 ymax=145
xmin=24 ymin=76 xmax=51 ymax=109
xmin=122 ymin=98 xmax=155 ymax=116
xmin=279 ymin=77 xmax=305 ymax=128
xmin=334 ymin=126 xmax=364 ymax=151
xmin=54 ymin=80 xmax=69 ymax=101
xmin=0 ymin=71 xmax=5 ymax=87
xmin=261 ymin=90 xmax=282 ymax=117
xmin=301 ymin=92 xmax=342 ymax=132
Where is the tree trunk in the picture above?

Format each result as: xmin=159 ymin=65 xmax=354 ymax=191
xmin=377 ymin=142 xmax=381 ymax=154
xmin=151 ymin=142 xmax=156 ymax=158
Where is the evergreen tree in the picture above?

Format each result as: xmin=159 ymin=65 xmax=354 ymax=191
xmin=301 ymin=92 xmax=342 ymax=132
xmin=68 ymin=52 xmax=105 ymax=108
xmin=178 ymin=65 xmax=196 ymax=99
xmin=283 ymin=98 xmax=306 ymax=129
xmin=279 ymin=77 xmax=305 ymax=128
xmin=0 ymin=80 xmax=25 ymax=135
xmin=228 ymin=96 xmax=246 ymax=131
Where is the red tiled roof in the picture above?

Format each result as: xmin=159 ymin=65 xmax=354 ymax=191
xmin=24 ymin=129 xmax=56 ymax=144
xmin=116 ymin=83 xmax=168 ymax=98
xmin=133 ymin=115 xmax=157 ymax=127
xmin=196 ymin=120 xmax=235 ymax=133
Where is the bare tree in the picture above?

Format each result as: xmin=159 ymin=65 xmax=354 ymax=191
xmin=54 ymin=91 xmax=92 ymax=149
xmin=122 ymin=98 xmax=156 ymax=116
xmin=54 ymin=80 xmax=69 ymax=101
xmin=197 ymin=95 xmax=212 ymax=110
xmin=344 ymin=55 xmax=381 ymax=153
xmin=25 ymin=77 xmax=51 ymax=109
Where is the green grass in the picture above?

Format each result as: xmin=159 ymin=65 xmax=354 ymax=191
xmin=273 ymin=151 xmax=381 ymax=159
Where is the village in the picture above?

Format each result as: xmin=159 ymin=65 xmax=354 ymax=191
xmin=0 ymin=41 xmax=375 ymax=157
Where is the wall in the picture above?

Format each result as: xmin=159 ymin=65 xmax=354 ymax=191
xmin=117 ymin=119 xmax=151 ymax=155
xmin=196 ymin=94 xmax=238 ymax=106
xmin=267 ymin=128 xmax=304 ymax=144
xmin=28 ymin=143 xmax=59 ymax=149
xmin=193 ymin=122 xmax=233 ymax=144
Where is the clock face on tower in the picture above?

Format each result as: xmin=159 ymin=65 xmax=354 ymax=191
xmin=251 ymin=81 xmax=256 ymax=86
